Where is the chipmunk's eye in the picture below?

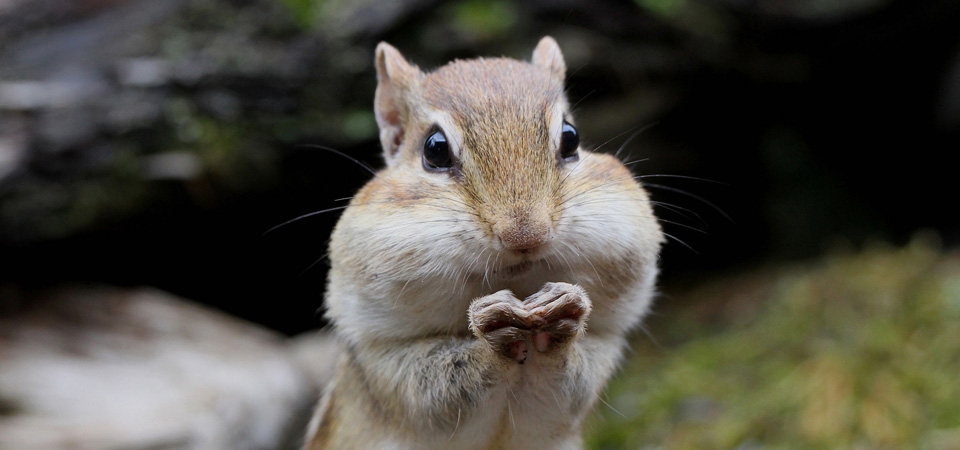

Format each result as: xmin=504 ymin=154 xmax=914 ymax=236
xmin=422 ymin=129 xmax=453 ymax=171
xmin=559 ymin=121 xmax=579 ymax=162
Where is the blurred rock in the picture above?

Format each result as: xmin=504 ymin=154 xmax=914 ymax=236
xmin=115 ymin=57 xmax=172 ymax=88
xmin=0 ymin=80 xmax=106 ymax=110
xmin=0 ymin=0 xmax=321 ymax=244
xmin=141 ymin=151 xmax=205 ymax=181
xmin=312 ymin=0 xmax=441 ymax=39
xmin=289 ymin=330 xmax=340 ymax=394
xmin=36 ymin=107 xmax=101 ymax=153
xmin=0 ymin=286 xmax=320 ymax=450
xmin=0 ymin=114 xmax=28 ymax=183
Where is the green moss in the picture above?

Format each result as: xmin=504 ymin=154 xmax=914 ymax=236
xmin=587 ymin=235 xmax=960 ymax=449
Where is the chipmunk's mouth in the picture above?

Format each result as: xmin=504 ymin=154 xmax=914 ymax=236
xmin=486 ymin=247 xmax=549 ymax=279
xmin=502 ymin=261 xmax=533 ymax=276
xmin=491 ymin=259 xmax=538 ymax=279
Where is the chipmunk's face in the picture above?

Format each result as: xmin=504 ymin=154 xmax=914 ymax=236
xmin=415 ymin=58 xmax=576 ymax=256
xmin=364 ymin=38 xmax=589 ymax=268
xmin=327 ymin=38 xmax=661 ymax=339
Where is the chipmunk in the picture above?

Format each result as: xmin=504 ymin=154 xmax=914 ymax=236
xmin=302 ymin=36 xmax=663 ymax=449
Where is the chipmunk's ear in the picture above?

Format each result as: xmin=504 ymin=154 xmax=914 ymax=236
xmin=374 ymin=42 xmax=421 ymax=161
xmin=532 ymin=36 xmax=566 ymax=81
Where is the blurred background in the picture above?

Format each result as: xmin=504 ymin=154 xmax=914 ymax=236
xmin=1 ymin=0 xmax=958 ymax=448
xmin=2 ymin=0 xmax=959 ymax=332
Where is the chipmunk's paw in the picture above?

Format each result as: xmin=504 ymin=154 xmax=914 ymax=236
xmin=469 ymin=284 xmax=591 ymax=362
xmin=523 ymin=282 xmax=592 ymax=353
xmin=468 ymin=290 xmax=533 ymax=363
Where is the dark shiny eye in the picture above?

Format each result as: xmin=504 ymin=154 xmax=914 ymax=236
xmin=559 ymin=121 xmax=579 ymax=162
xmin=422 ymin=129 xmax=453 ymax=171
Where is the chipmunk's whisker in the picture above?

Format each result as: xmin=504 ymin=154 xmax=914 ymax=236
xmin=657 ymin=218 xmax=708 ymax=234
xmin=613 ymin=122 xmax=659 ymax=161
xmin=636 ymin=174 xmax=728 ymax=185
xmin=650 ymin=201 xmax=707 ymax=225
xmin=662 ymin=231 xmax=699 ymax=254
xmin=297 ymin=144 xmax=378 ymax=176
xmin=643 ymin=183 xmax=733 ymax=223
xmin=262 ymin=205 xmax=350 ymax=235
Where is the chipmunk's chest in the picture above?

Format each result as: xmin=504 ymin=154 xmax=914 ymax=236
xmin=436 ymin=362 xmax=585 ymax=450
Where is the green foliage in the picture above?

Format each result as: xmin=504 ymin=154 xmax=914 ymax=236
xmin=277 ymin=0 xmax=326 ymax=28
xmin=587 ymin=236 xmax=960 ymax=449
xmin=340 ymin=109 xmax=378 ymax=142
xmin=634 ymin=0 xmax=734 ymax=43
xmin=448 ymin=0 xmax=517 ymax=40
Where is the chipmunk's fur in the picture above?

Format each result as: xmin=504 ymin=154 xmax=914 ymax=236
xmin=303 ymin=37 xmax=663 ymax=450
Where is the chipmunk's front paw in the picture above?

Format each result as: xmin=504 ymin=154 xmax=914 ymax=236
xmin=524 ymin=282 xmax=592 ymax=353
xmin=468 ymin=290 xmax=534 ymax=363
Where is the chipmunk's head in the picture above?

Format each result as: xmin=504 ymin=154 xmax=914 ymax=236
xmin=326 ymin=37 xmax=662 ymax=340
xmin=372 ymin=36 xmax=577 ymax=255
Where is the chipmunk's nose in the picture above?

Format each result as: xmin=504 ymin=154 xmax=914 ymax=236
xmin=493 ymin=209 xmax=551 ymax=252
